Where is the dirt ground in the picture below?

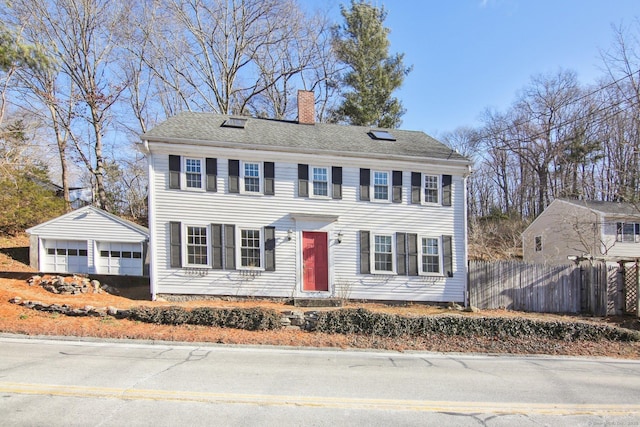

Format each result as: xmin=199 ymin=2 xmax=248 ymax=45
xmin=2 ymin=233 xmax=639 ymax=359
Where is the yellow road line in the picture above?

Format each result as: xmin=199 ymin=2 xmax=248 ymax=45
xmin=1 ymin=381 xmax=638 ymax=416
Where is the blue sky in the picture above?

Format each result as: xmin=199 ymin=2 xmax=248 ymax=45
xmin=304 ymin=0 xmax=639 ymax=136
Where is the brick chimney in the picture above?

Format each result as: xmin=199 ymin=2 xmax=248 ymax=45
xmin=297 ymin=90 xmax=315 ymax=125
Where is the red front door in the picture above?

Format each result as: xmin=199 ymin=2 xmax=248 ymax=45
xmin=302 ymin=231 xmax=329 ymax=292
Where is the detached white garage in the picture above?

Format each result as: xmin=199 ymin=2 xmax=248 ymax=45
xmin=27 ymin=206 xmax=149 ymax=276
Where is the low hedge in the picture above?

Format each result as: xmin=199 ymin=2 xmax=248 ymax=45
xmin=314 ymin=308 xmax=640 ymax=342
xmin=128 ymin=306 xmax=281 ymax=331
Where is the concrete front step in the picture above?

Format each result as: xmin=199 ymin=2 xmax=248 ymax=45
xmin=293 ymin=298 xmax=343 ymax=308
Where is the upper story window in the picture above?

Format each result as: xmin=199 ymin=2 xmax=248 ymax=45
xmin=186 ymin=225 xmax=208 ymax=266
xmin=373 ymin=234 xmax=394 ymax=273
xmin=312 ymin=166 xmax=329 ymax=197
xmin=243 ymin=162 xmax=261 ymax=193
xmin=373 ymin=171 xmax=390 ymax=201
xmin=616 ymin=222 xmax=640 ymax=243
xmin=168 ymin=155 xmax=216 ymax=192
xmin=423 ymin=175 xmax=439 ymax=204
xmin=421 ymin=237 xmax=440 ymax=274
xmin=185 ymin=158 xmax=203 ymax=189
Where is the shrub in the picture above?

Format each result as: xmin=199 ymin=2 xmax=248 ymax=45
xmin=128 ymin=306 xmax=281 ymax=331
xmin=314 ymin=309 xmax=640 ymax=342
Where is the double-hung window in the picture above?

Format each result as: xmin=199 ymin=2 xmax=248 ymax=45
xmin=373 ymin=171 xmax=390 ymax=201
xmin=373 ymin=234 xmax=394 ymax=273
xmin=421 ymin=237 xmax=440 ymax=274
xmin=185 ymin=158 xmax=203 ymax=189
xmin=535 ymin=236 xmax=543 ymax=252
xmin=243 ymin=162 xmax=261 ymax=193
xmin=423 ymin=175 xmax=439 ymax=204
xmin=186 ymin=226 xmax=208 ymax=266
xmin=240 ymin=228 xmax=262 ymax=268
xmin=616 ymin=222 xmax=640 ymax=243
xmin=312 ymin=166 xmax=329 ymax=197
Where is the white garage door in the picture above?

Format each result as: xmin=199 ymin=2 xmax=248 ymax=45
xmin=43 ymin=240 xmax=88 ymax=274
xmin=97 ymin=242 xmax=143 ymax=275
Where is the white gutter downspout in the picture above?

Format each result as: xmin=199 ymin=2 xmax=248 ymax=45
xmin=142 ymin=139 xmax=158 ymax=301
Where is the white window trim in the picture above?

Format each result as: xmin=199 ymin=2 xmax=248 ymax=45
xmin=236 ymin=227 xmax=265 ymax=271
xmin=182 ymin=157 xmax=206 ymax=191
xmin=371 ymin=170 xmax=391 ymax=203
xmin=240 ymin=161 xmax=263 ymax=195
xmin=310 ymin=165 xmax=331 ymax=199
xmin=371 ymin=233 xmax=396 ymax=274
xmin=421 ymin=173 xmax=441 ymax=205
xmin=184 ymin=224 xmax=210 ymax=267
xmin=418 ymin=235 xmax=443 ymax=276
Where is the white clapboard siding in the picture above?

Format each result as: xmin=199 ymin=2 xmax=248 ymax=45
xmin=150 ymin=151 xmax=467 ymax=302
xmin=29 ymin=206 xmax=148 ymax=242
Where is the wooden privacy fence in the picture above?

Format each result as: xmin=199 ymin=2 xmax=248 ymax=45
xmin=468 ymin=260 xmax=615 ymax=315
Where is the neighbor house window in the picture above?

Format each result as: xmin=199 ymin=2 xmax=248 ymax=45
xmin=421 ymin=237 xmax=440 ymax=274
xmin=186 ymin=226 xmax=208 ymax=265
xmin=312 ymin=167 xmax=329 ymax=197
xmin=243 ymin=162 xmax=261 ymax=193
xmin=423 ymin=175 xmax=439 ymax=204
xmin=240 ymin=228 xmax=262 ymax=268
xmin=185 ymin=158 xmax=203 ymax=189
xmin=373 ymin=171 xmax=390 ymax=201
xmin=535 ymin=236 xmax=542 ymax=251
xmin=373 ymin=234 xmax=394 ymax=272
xmin=616 ymin=222 xmax=640 ymax=243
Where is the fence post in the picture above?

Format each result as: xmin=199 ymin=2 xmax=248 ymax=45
xmin=636 ymin=260 xmax=640 ymax=318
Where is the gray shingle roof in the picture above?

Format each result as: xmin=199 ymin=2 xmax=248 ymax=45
xmin=142 ymin=112 xmax=469 ymax=163
xmin=560 ymin=198 xmax=640 ymax=216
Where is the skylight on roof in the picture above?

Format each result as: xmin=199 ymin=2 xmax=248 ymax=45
xmin=222 ymin=117 xmax=247 ymax=129
xmin=369 ymin=130 xmax=396 ymax=141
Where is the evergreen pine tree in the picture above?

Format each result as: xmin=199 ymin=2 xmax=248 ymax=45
xmin=332 ymin=0 xmax=411 ymax=128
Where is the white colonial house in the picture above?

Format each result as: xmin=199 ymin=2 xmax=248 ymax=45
xmin=140 ymin=91 xmax=471 ymax=302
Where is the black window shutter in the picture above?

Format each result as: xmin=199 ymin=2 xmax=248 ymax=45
xmin=229 ymin=160 xmax=240 ymax=193
xmin=264 ymin=162 xmax=275 ymax=195
xmin=408 ymin=233 xmax=418 ymax=276
xmin=332 ymin=166 xmax=342 ymax=200
xmin=211 ymin=224 xmax=223 ymax=269
xmin=298 ymin=164 xmax=309 ymax=197
xmin=411 ymin=172 xmax=421 ymax=204
xmin=359 ymin=230 xmax=370 ymax=274
xmin=264 ymin=226 xmax=276 ymax=271
xmin=392 ymin=170 xmax=403 ymax=203
xmin=396 ymin=232 xmax=407 ymax=275
xmin=224 ymin=224 xmax=236 ymax=270
xmin=360 ymin=168 xmax=370 ymax=201
xmin=442 ymin=174 xmax=452 ymax=206
xmin=169 ymin=221 xmax=182 ymax=268
xmin=169 ymin=155 xmax=181 ymax=189
xmin=206 ymin=158 xmax=217 ymax=192
xmin=443 ymin=235 xmax=453 ymax=277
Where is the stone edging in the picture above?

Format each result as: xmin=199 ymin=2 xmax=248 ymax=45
xmin=9 ymin=297 xmax=318 ymax=331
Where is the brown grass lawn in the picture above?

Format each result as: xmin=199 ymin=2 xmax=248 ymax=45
xmin=2 ymin=233 xmax=640 ymax=358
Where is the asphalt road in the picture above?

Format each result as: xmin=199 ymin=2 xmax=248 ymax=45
xmin=1 ymin=334 xmax=640 ymax=426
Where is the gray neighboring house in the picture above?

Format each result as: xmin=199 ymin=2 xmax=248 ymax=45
xmin=141 ymin=90 xmax=472 ymax=302
xmin=522 ymin=198 xmax=640 ymax=264
xmin=27 ymin=205 xmax=149 ymax=276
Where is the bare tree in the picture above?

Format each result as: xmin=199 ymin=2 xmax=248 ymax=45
xmin=7 ymin=0 xmax=130 ymax=210
xmin=141 ymin=0 xmax=336 ymax=119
